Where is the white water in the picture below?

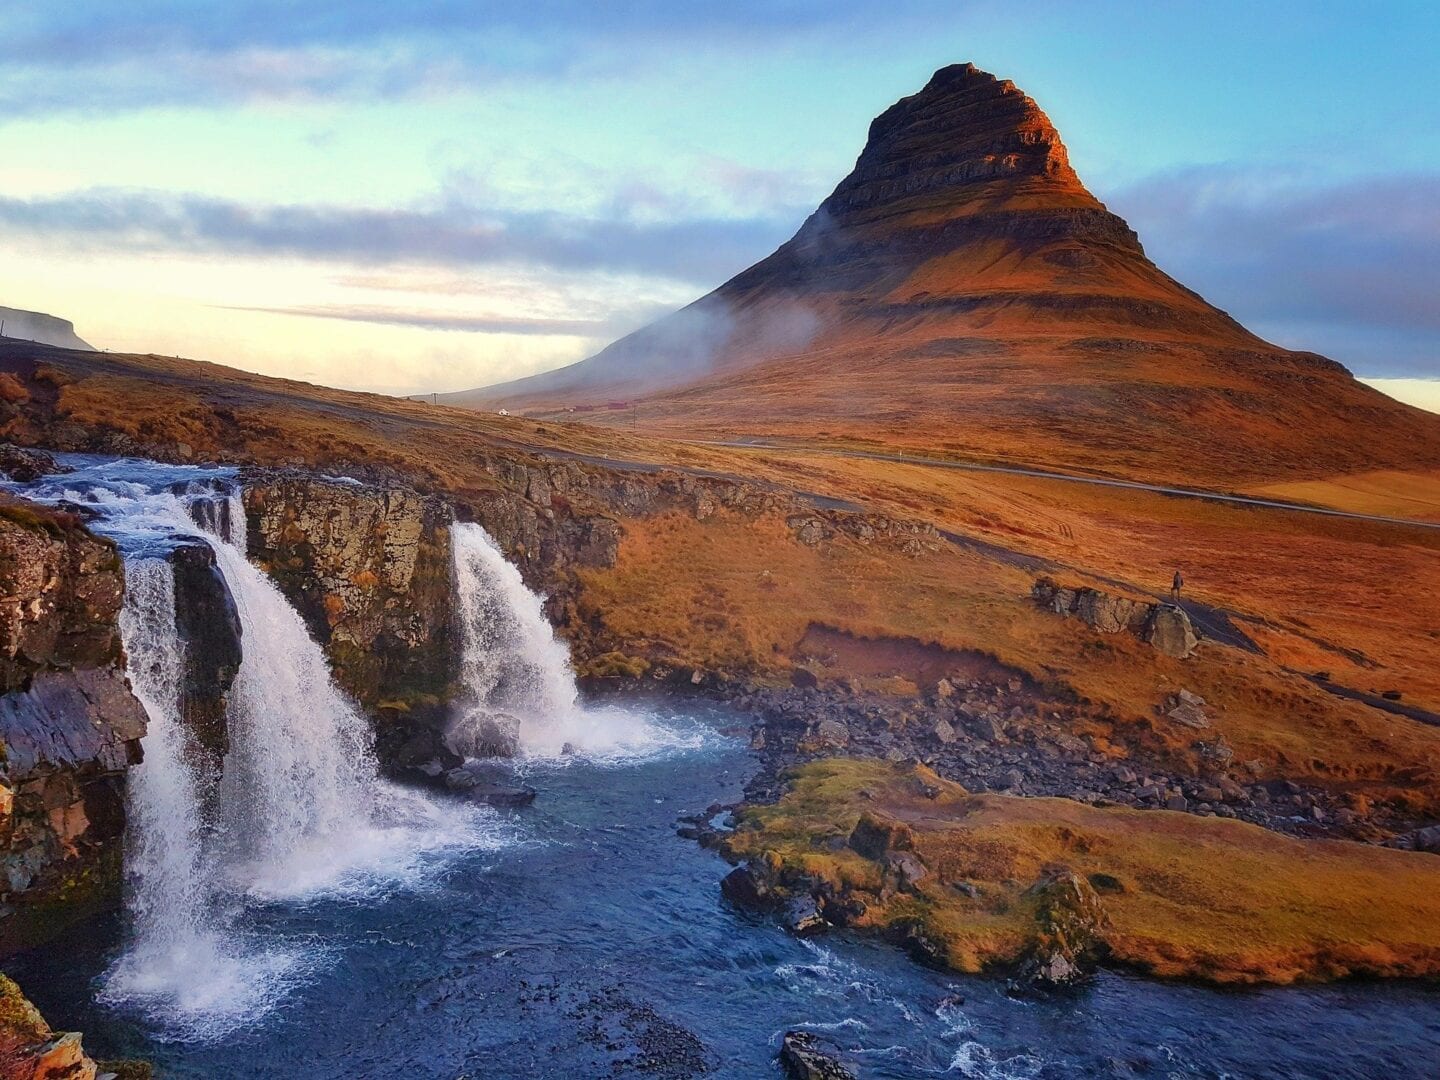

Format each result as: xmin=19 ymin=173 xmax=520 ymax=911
xmin=6 ymin=459 xmax=494 ymax=1038
xmin=102 ymin=558 xmax=290 ymax=1027
xmin=448 ymin=522 xmax=694 ymax=761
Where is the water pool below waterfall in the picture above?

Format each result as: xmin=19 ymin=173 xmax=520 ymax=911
xmin=11 ymin=715 xmax=1440 ymax=1079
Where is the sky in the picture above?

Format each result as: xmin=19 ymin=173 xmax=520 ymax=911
xmin=0 ymin=1 xmax=1436 ymax=411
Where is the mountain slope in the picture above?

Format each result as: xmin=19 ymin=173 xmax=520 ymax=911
xmin=455 ymin=63 xmax=1440 ymax=486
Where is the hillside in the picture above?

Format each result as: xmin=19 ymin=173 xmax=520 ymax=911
xmin=456 ymin=64 xmax=1440 ymax=487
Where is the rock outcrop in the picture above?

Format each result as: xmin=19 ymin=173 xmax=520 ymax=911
xmin=1010 ymin=869 xmax=1110 ymax=990
xmin=1032 ymin=578 xmax=1199 ymax=658
xmin=241 ymin=474 xmax=458 ymax=772
xmin=168 ymin=541 xmax=241 ymax=780
xmin=0 ymin=498 xmax=146 ymax=950
xmin=779 ymin=1031 xmax=855 ymax=1080
xmin=0 ymin=972 xmax=149 ymax=1080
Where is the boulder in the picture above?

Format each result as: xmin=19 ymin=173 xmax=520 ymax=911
xmin=784 ymin=894 xmax=828 ymax=937
xmin=0 ymin=445 xmax=64 ymax=484
xmin=779 ymin=1032 xmax=855 ymax=1080
xmin=1164 ymin=690 xmax=1210 ymax=730
xmin=884 ymin=850 xmax=929 ymax=891
xmin=1146 ymin=605 xmax=1199 ymax=659
xmin=441 ymin=764 xmax=536 ymax=807
xmin=848 ymin=812 xmax=914 ymax=860
xmin=720 ymin=865 xmax=779 ymax=911
xmin=1010 ymin=869 xmax=1110 ymax=991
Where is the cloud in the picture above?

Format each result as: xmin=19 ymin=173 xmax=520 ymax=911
xmin=1107 ymin=167 xmax=1440 ymax=378
xmin=0 ymin=187 xmax=798 ymax=286
xmin=221 ymin=303 xmax=621 ymax=336
xmin=0 ymin=2 xmax=961 ymax=115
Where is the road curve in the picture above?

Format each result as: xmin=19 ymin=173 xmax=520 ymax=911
xmin=702 ymin=440 xmax=1440 ymax=532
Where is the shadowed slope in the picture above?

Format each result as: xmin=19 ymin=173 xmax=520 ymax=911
xmin=460 ymin=64 xmax=1440 ymax=486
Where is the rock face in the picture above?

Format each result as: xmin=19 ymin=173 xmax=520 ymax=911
xmin=169 ymin=541 xmax=241 ymax=779
xmin=0 ymin=499 xmax=147 ymax=950
xmin=0 ymin=972 xmax=150 ymax=1080
xmin=242 ymin=475 xmax=458 ymax=767
xmin=1032 ymin=578 xmax=1199 ymax=659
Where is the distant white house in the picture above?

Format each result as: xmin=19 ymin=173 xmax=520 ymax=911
xmin=497 ymin=408 xmax=510 ymax=416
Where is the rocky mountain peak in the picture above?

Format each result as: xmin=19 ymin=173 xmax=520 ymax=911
xmin=815 ymin=61 xmax=1087 ymax=228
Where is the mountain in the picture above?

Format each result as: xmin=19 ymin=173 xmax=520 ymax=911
xmin=447 ymin=63 xmax=1440 ymax=485
xmin=0 ymin=306 xmax=93 ymax=351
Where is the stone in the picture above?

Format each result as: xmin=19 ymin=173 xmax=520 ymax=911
xmin=802 ymin=718 xmax=850 ymax=752
xmin=1165 ymin=691 xmax=1210 ymax=731
xmin=932 ymin=718 xmax=957 ymax=744
xmin=1165 ymin=794 xmax=1189 ymax=812
xmin=1010 ymin=869 xmax=1110 ymax=991
xmin=0 ymin=444 xmax=63 ymax=483
xmin=779 ymin=1031 xmax=855 ymax=1080
xmin=441 ymin=762 xmax=536 ymax=807
xmin=1146 ymin=606 xmax=1200 ymax=659
xmin=790 ymin=667 xmax=819 ymax=690
xmin=848 ymin=812 xmax=914 ymax=860
xmin=884 ymin=850 xmax=929 ymax=891
xmin=784 ymin=895 xmax=828 ymax=937
xmin=446 ymin=711 xmax=522 ymax=759
xmin=720 ymin=865 xmax=777 ymax=910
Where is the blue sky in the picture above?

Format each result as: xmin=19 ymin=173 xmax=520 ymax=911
xmin=0 ymin=1 xmax=1436 ymax=407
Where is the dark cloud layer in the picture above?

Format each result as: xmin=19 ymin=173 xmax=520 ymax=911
xmin=1108 ymin=168 xmax=1440 ymax=378
xmin=0 ymin=188 xmax=798 ymax=287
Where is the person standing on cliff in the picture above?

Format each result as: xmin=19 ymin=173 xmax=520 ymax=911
xmin=1171 ymin=569 xmax=1184 ymax=603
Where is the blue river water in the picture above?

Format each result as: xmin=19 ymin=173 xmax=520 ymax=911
xmin=9 ymin=706 xmax=1440 ymax=1079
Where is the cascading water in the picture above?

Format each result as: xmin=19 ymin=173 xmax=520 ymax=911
xmin=448 ymin=521 xmax=691 ymax=760
xmin=5 ymin=456 xmax=491 ymax=1037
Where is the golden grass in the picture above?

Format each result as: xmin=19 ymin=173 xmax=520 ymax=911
xmin=1248 ymin=469 xmax=1440 ymax=522
xmin=728 ymin=759 xmax=1440 ymax=984
xmin=579 ymin=510 xmax=1440 ymax=810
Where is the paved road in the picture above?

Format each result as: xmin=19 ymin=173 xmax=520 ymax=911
xmin=705 ymin=439 xmax=1440 ymax=532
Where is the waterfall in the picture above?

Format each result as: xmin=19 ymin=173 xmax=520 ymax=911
xmin=449 ymin=522 xmax=580 ymax=758
xmin=7 ymin=457 xmax=490 ymax=1035
xmin=207 ymin=532 xmax=383 ymax=897
xmin=448 ymin=521 xmax=678 ymax=760
xmin=104 ymin=558 xmax=239 ymax=1009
